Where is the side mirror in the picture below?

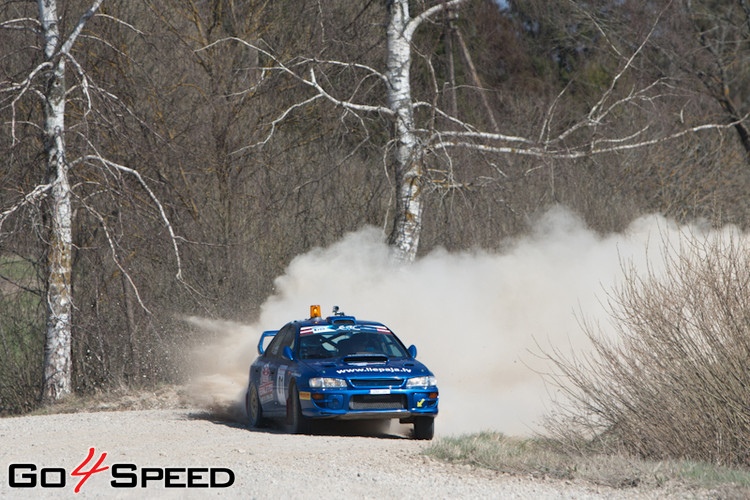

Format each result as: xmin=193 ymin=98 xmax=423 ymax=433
xmin=407 ymin=345 xmax=417 ymax=358
xmin=283 ymin=345 xmax=295 ymax=361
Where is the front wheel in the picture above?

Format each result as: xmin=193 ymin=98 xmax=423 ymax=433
xmin=413 ymin=417 xmax=434 ymax=440
xmin=246 ymin=383 xmax=265 ymax=428
xmin=287 ymin=382 xmax=312 ymax=434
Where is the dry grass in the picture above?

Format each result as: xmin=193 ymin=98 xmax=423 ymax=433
xmin=26 ymin=384 xmax=193 ymax=416
xmin=424 ymin=432 xmax=750 ymax=496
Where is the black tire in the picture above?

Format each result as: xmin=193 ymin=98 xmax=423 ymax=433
xmin=287 ymin=382 xmax=312 ymax=435
xmin=413 ymin=417 xmax=434 ymax=440
xmin=246 ymin=383 xmax=265 ymax=428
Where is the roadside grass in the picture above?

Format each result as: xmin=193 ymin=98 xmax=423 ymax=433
xmin=0 ymin=255 xmax=38 ymax=293
xmin=0 ymin=291 xmax=42 ymax=358
xmin=24 ymin=384 xmax=192 ymax=416
xmin=423 ymin=432 xmax=750 ymax=496
xmin=0 ymin=255 xmax=44 ymax=415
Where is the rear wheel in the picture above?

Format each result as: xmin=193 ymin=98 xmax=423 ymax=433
xmin=246 ymin=383 xmax=265 ymax=428
xmin=287 ymin=382 xmax=312 ymax=434
xmin=413 ymin=417 xmax=434 ymax=440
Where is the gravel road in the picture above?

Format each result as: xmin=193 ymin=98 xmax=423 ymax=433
xmin=0 ymin=409 xmax=717 ymax=499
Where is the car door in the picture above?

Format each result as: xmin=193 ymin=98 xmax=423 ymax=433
xmin=256 ymin=324 xmax=295 ymax=416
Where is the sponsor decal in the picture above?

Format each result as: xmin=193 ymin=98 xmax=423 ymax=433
xmin=7 ymin=448 xmax=234 ymax=493
xmin=361 ymin=325 xmax=392 ymax=334
xmin=276 ymin=365 xmax=288 ymax=404
xmin=335 ymin=367 xmax=412 ymax=374
xmin=298 ymin=391 xmax=311 ymax=400
xmin=258 ymin=363 xmax=274 ymax=403
xmin=300 ymin=325 xmax=335 ymax=336
xmin=299 ymin=324 xmax=392 ymax=336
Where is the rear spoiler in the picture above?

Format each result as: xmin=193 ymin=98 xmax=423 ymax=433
xmin=257 ymin=330 xmax=278 ymax=355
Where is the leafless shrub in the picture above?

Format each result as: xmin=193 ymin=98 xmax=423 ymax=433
xmin=546 ymin=229 xmax=750 ymax=467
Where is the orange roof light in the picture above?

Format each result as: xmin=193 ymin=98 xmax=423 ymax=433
xmin=310 ymin=305 xmax=321 ymax=319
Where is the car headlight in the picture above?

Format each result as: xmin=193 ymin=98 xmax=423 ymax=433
xmin=406 ymin=376 xmax=437 ymax=388
xmin=309 ymin=377 xmax=347 ymax=388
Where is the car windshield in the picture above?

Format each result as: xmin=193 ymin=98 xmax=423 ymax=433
xmin=298 ymin=331 xmax=409 ymax=360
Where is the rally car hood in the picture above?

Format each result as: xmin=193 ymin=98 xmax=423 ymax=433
xmin=300 ymin=356 xmax=431 ymax=379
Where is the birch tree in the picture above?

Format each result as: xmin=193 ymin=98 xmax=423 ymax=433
xmin=0 ymin=1 xmax=183 ymax=402
xmin=212 ymin=0 xmax=744 ymax=262
xmin=385 ymin=0 xmax=449 ymax=260
xmin=39 ymin=0 xmax=102 ymax=402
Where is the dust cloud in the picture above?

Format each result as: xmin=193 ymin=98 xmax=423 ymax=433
xmin=187 ymin=206 xmax=725 ymax=436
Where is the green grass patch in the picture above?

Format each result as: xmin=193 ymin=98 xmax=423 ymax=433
xmin=0 ymin=290 xmax=43 ymax=358
xmin=1 ymin=254 xmax=28 ymax=275
xmin=676 ymin=461 xmax=750 ymax=489
xmin=0 ymin=255 xmax=44 ymax=414
xmin=0 ymin=255 xmax=39 ymax=291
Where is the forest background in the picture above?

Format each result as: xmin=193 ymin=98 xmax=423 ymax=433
xmin=2 ymin=0 xmax=750 ymax=415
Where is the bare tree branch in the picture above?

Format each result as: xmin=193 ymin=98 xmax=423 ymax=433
xmin=76 ymin=197 xmax=153 ymax=314
xmin=1 ymin=61 xmax=52 ymax=143
xmin=94 ymin=13 xmax=144 ymax=35
xmin=231 ymin=94 xmax=323 ymax=154
xmin=72 ymin=153 xmax=185 ymax=281
xmin=0 ymin=17 xmax=40 ymax=31
xmin=429 ymin=117 xmax=746 ymax=161
xmin=59 ymin=0 xmax=105 ymax=56
xmin=406 ymin=0 xmax=469 ymax=40
xmin=0 ymin=184 xmax=52 ymax=234
xmin=307 ymin=68 xmax=391 ymax=114
xmin=200 ymin=37 xmax=393 ymax=153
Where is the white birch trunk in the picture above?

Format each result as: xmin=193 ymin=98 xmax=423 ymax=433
xmin=386 ymin=0 xmax=423 ymax=262
xmin=39 ymin=0 xmax=73 ymax=402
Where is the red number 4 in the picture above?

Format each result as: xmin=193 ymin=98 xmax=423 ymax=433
xmin=71 ymin=447 xmax=109 ymax=493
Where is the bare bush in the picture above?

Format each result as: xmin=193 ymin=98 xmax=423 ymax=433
xmin=546 ymin=229 xmax=750 ymax=467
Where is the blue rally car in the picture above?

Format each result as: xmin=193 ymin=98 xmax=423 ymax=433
xmin=245 ymin=306 xmax=438 ymax=439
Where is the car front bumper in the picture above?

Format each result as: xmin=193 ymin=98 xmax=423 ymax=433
xmin=299 ymin=388 xmax=438 ymax=420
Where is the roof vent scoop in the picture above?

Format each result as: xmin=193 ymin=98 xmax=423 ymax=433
xmin=328 ymin=306 xmax=357 ymax=325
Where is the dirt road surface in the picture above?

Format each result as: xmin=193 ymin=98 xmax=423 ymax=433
xmin=0 ymin=409 xmax=715 ymax=499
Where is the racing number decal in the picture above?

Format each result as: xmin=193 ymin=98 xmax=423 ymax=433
xmin=276 ymin=365 xmax=287 ymax=404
